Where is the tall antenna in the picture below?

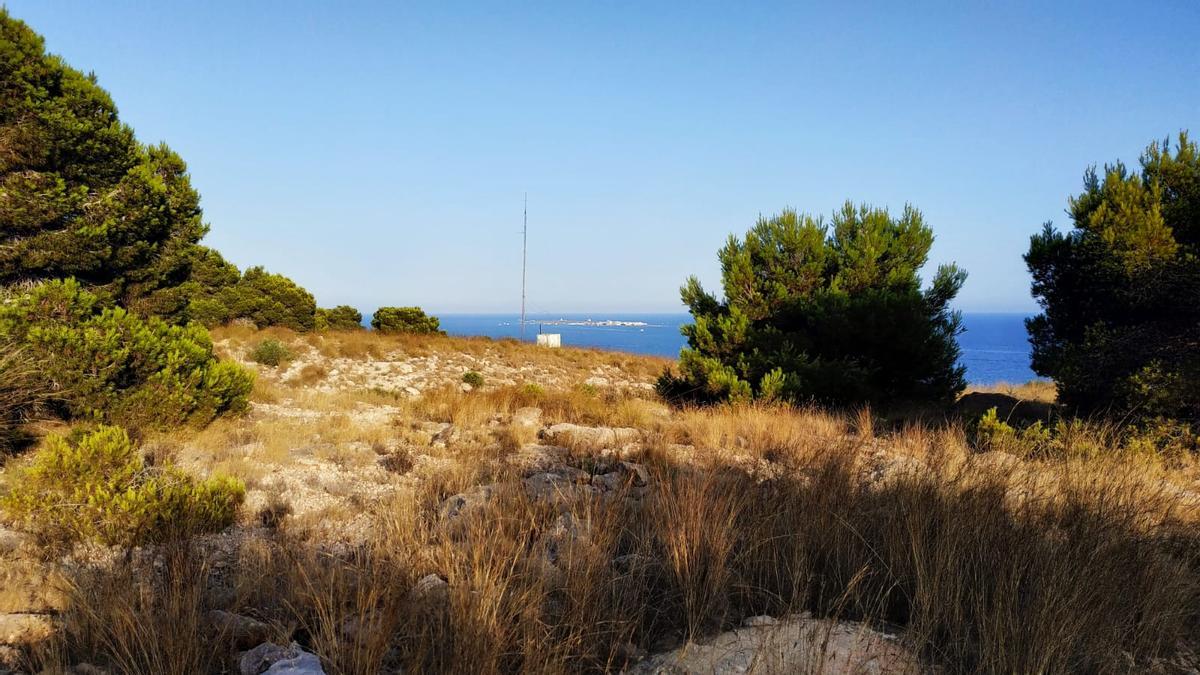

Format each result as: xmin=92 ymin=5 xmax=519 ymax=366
xmin=520 ymin=193 xmax=527 ymax=339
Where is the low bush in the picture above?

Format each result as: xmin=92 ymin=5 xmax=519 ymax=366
xmin=249 ymin=339 xmax=294 ymax=368
xmin=0 ymin=279 xmax=254 ymax=428
xmin=0 ymin=426 xmax=244 ymax=546
xmin=462 ymin=371 xmax=485 ymax=388
xmin=972 ymin=406 xmax=1197 ymax=459
xmin=315 ymin=305 xmax=364 ymax=331
xmin=371 ymin=306 xmax=443 ymax=334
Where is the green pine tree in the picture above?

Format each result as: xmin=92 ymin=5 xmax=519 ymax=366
xmin=660 ymin=202 xmax=966 ymax=408
xmin=1025 ymin=132 xmax=1200 ymax=422
xmin=0 ymin=10 xmax=206 ymax=318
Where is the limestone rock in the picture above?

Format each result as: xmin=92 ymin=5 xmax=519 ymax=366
xmin=863 ymin=452 xmax=926 ymax=488
xmin=208 ymin=609 xmax=272 ymax=650
xmin=240 ymin=642 xmax=325 ymax=675
xmin=523 ymin=469 xmax=592 ymax=502
xmin=512 ymin=406 xmax=543 ymax=428
xmin=591 ymin=461 xmax=649 ymax=492
xmin=66 ymin=665 xmax=110 ymax=675
xmin=0 ymin=527 xmax=29 ymax=555
xmin=409 ymin=573 xmax=450 ymax=613
xmin=431 ymin=424 xmax=460 ymax=448
xmin=439 ymin=484 xmax=494 ymax=521
xmin=629 ymin=615 xmax=917 ymax=675
xmin=542 ymin=423 xmax=640 ymax=448
xmin=0 ymin=612 xmax=53 ymax=646
xmin=543 ymin=512 xmax=591 ymax=564
xmin=409 ymin=574 xmax=450 ymax=624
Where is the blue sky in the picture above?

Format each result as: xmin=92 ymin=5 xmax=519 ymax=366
xmin=7 ymin=1 xmax=1198 ymax=313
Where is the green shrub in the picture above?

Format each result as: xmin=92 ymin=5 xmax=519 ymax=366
xmin=218 ymin=266 xmax=317 ymax=331
xmin=462 ymin=371 xmax=485 ymax=388
xmin=249 ymin=339 xmax=294 ymax=368
xmin=659 ymin=203 xmax=966 ymax=408
xmin=0 ymin=279 xmax=254 ymax=428
xmin=1026 ymin=133 xmax=1200 ymax=423
xmin=315 ymin=305 xmax=364 ymax=331
xmin=975 ymin=407 xmax=1017 ymax=451
xmin=371 ymin=306 xmax=443 ymax=334
xmin=0 ymin=426 xmax=244 ymax=546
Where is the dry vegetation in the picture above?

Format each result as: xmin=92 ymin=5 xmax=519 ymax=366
xmin=2 ymin=330 xmax=1199 ymax=674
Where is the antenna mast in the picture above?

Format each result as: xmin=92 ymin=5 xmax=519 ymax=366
xmin=521 ymin=193 xmax=527 ymax=339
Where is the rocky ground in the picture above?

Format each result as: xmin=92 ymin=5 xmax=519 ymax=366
xmin=1 ymin=331 xmax=1197 ymax=674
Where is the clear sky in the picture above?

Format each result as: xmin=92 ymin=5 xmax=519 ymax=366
xmin=7 ymin=1 xmax=1198 ymax=314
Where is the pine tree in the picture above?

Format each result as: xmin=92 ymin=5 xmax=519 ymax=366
xmin=1026 ymin=133 xmax=1200 ymax=422
xmin=0 ymin=10 xmax=206 ymax=317
xmin=661 ymin=202 xmax=966 ymax=408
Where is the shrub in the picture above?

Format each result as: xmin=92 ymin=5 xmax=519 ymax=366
xmin=371 ymin=306 xmax=443 ymax=334
xmin=0 ymin=279 xmax=254 ymax=428
xmin=315 ymin=305 xmax=364 ymax=331
xmin=0 ymin=426 xmax=244 ymax=546
xmin=462 ymin=371 xmax=485 ymax=388
xmin=218 ymin=267 xmax=317 ymax=331
xmin=975 ymin=406 xmax=1052 ymax=454
xmin=976 ymin=407 xmax=1016 ymax=447
xmin=659 ymin=203 xmax=966 ymax=408
xmin=1026 ymin=132 xmax=1200 ymax=423
xmin=249 ymin=339 xmax=294 ymax=368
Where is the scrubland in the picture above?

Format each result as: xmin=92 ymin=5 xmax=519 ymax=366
xmin=1 ymin=328 xmax=1197 ymax=674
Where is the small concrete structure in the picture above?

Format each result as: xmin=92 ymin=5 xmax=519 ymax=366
xmin=536 ymin=333 xmax=562 ymax=348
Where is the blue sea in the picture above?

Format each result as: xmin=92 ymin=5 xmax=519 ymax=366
xmin=432 ymin=312 xmax=1036 ymax=385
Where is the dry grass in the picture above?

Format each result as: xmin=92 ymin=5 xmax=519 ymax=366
xmin=964 ymin=379 xmax=1057 ymax=403
xmin=40 ymin=545 xmax=219 ymax=674
xmin=210 ymin=325 xmax=672 ymax=383
xmin=405 ymin=383 xmax=666 ymax=430
xmin=15 ymin=330 xmax=1200 ymax=674
xmin=0 ymin=344 xmax=50 ymax=454
xmin=34 ymin=404 xmax=1200 ymax=674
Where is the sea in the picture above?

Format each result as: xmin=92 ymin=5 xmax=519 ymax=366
xmin=431 ymin=312 xmax=1037 ymax=385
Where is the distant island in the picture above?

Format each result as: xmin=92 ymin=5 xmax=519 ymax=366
xmin=535 ymin=318 xmax=652 ymax=327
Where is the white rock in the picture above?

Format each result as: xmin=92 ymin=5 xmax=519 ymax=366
xmin=543 ymin=423 xmax=640 ymax=447
xmin=629 ymin=615 xmax=916 ymax=675
xmin=512 ymin=406 xmax=543 ymax=428
xmin=0 ymin=526 xmax=29 ymax=555
xmin=240 ymin=642 xmax=326 ymax=675
xmin=0 ymin=612 xmax=54 ymax=645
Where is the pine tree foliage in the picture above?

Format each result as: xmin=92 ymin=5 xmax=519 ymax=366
xmin=0 ymin=11 xmax=321 ymax=332
xmin=1026 ymin=133 xmax=1200 ymax=422
xmin=0 ymin=10 xmax=205 ymax=315
xmin=371 ymin=306 xmax=443 ymax=334
xmin=661 ymin=202 xmax=966 ymax=408
xmin=0 ymin=279 xmax=254 ymax=428
xmin=316 ymin=305 xmax=364 ymax=330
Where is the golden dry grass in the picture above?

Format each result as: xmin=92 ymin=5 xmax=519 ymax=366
xmin=11 ymin=329 xmax=1200 ymax=674
xmin=37 ymin=417 xmax=1200 ymax=673
xmin=964 ymin=379 xmax=1058 ymax=403
xmin=210 ymin=325 xmax=672 ymax=383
